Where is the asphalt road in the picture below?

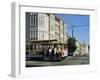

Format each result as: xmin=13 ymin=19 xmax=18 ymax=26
xmin=26 ymin=56 xmax=89 ymax=67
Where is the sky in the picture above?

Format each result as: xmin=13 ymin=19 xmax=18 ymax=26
xmin=56 ymin=14 xmax=90 ymax=45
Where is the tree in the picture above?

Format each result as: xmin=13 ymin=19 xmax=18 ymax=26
xmin=67 ymin=37 xmax=77 ymax=56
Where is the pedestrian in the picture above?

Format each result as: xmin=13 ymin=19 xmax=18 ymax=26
xmin=50 ymin=45 xmax=57 ymax=60
xmin=56 ymin=47 xmax=60 ymax=59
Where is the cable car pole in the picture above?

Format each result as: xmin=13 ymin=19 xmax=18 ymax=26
xmin=71 ymin=25 xmax=75 ymax=38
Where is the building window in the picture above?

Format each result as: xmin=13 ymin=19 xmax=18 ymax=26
xmin=30 ymin=13 xmax=38 ymax=27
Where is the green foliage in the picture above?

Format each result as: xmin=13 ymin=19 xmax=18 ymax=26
xmin=67 ymin=37 xmax=77 ymax=55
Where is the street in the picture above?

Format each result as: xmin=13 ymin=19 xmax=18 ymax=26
xmin=26 ymin=56 xmax=89 ymax=67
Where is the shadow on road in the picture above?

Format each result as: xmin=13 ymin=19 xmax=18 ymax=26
xmin=26 ymin=55 xmax=64 ymax=62
xmin=26 ymin=55 xmax=44 ymax=61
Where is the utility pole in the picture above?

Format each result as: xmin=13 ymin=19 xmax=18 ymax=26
xmin=72 ymin=28 xmax=74 ymax=38
xmin=71 ymin=25 xmax=75 ymax=38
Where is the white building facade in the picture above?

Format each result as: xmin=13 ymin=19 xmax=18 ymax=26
xmin=80 ymin=43 xmax=89 ymax=56
xmin=74 ymin=41 xmax=89 ymax=56
xmin=26 ymin=12 xmax=67 ymax=43
xmin=26 ymin=12 xmax=67 ymax=51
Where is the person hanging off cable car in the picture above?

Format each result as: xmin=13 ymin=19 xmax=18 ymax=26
xmin=42 ymin=45 xmax=68 ymax=61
